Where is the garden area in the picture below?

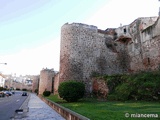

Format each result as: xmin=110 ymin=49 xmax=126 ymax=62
xmin=46 ymin=95 xmax=160 ymax=120
xmin=44 ymin=71 xmax=160 ymax=120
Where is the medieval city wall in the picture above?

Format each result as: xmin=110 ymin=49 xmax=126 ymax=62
xmin=32 ymin=75 xmax=39 ymax=93
xmin=128 ymin=17 xmax=160 ymax=72
xmin=39 ymin=69 xmax=55 ymax=94
xmin=59 ymin=23 xmax=124 ymax=92
xmin=53 ymin=17 xmax=160 ymax=95
xmin=115 ymin=17 xmax=160 ymax=72
xmin=140 ymin=17 xmax=160 ymax=70
xmin=54 ymin=73 xmax=59 ymax=95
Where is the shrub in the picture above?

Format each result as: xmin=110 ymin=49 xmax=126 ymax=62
xmin=58 ymin=81 xmax=85 ymax=102
xmin=22 ymin=88 xmax=27 ymax=91
xmin=43 ymin=91 xmax=51 ymax=97
xmin=115 ymin=83 xmax=131 ymax=101
xmin=0 ymin=87 xmax=7 ymax=91
xmin=106 ymin=71 xmax=160 ymax=101
xmin=35 ymin=89 xmax=38 ymax=94
xmin=107 ymin=94 xmax=118 ymax=101
xmin=103 ymin=74 xmax=125 ymax=94
xmin=16 ymin=88 xmax=20 ymax=90
xmin=0 ymin=87 xmax=3 ymax=91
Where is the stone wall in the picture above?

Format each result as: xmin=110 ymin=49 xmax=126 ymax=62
xmin=115 ymin=17 xmax=160 ymax=72
xmin=5 ymin=79 xmax=32 ymax=91
xmin=59 ymin=23 xmax=123 ymax=93
xmin=140 ymin=17 xmax=160 ymax=71
xmin=39 ymin=68 xmax=55 ymax=95
xmin=54 ymin=73 xmax=59 ymax=95
xmin=92 ymin=78 xmax=109 ymax=100
xmin=32 ymin=75 xmax=40 ymax=93
xmin=56 ymin=17 xmax=160 ymax=95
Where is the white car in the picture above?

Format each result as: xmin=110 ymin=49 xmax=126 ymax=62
xmin=4 ymin=91 xmax=12 ymax=96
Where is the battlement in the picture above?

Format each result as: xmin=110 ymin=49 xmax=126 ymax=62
xmin=62 ymin=22 xmax=98 ymax=31
xmin=41 ymin=68 xmax=54 ymax=72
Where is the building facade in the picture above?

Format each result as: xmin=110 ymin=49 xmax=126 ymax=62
xmin=0 ymin=74 xmax=5 ymax=87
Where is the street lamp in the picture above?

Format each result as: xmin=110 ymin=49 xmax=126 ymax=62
xmin=0 ymin=63 xmax=7 ymax=65
xmin=0 ymin=63 xmax=7 ymax=73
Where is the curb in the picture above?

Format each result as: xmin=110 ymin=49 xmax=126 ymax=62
xmin=12 ymin=92 xmax=30 ymax=119
xmin=19 ymin=92 xmax=30 ymax=112
xmin=39 ymin=95 xmax=90 ymax=120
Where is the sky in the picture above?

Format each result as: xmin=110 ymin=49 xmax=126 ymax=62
xmin=0 ymin=0 xmax=159 ymax=76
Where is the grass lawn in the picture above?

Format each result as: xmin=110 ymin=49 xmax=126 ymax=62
xmin=46 ymin=95 xmax=160 ymax=120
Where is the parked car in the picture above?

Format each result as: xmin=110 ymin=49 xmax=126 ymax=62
xmin=0 ymin=91 xmax=5 ymax=97
xmin=22 ymin=92 xmax=27 ymax=96
xmin=11 ymin=91 xmax=15 ymax=94
xmin=4 ymin=91 xmax=12 ymax=96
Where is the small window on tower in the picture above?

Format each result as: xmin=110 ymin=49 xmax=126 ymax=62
xmin=124 ymin=28 xmax=127 ymax=34
xmin=148 ymin=58 xmax=150 ymax=65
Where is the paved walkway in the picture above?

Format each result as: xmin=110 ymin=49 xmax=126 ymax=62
xmin=13 ymin=93 xmax=65 ymax=120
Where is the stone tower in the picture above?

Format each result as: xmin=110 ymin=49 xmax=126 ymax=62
xmin=59 ymin=23 xmax=123 ymax=93
xmin=39 ymin=68 xmax=55 ymax=95
xmin=32 ymin=75 xmax=40 ymax=93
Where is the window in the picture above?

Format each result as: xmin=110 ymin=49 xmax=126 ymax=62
xmin=123 ymin=28 xmax=127 ymax=34
xmin=147 ymin=58 xmax=150 ymax=65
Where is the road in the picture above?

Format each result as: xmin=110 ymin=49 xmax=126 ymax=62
xmin=0 ymin=91 xmax=28 ymax=120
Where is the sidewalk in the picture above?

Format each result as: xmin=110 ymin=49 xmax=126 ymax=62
xmin=13 ymin=93 xmax=65 ymax=120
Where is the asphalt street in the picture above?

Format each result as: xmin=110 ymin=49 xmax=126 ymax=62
xmin=0 ymin=91 xmax=27 ymax=120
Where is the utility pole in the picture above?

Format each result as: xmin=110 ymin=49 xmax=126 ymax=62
xmin=0 ymin=63 xmax=7 ymax=65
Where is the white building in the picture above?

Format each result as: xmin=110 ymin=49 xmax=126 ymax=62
xmin=0 ymin=74 xmax=5 ymax=87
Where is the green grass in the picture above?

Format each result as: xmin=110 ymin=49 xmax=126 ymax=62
xmin=46 ymin=95 xmax=160 ymax=120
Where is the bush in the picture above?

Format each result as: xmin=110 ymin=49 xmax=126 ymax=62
xmin=106 ymin=71 xmax=160 ymax=101
xmin=16 ymin=88 xmax=20 ymax=90
xmin=115 ymin=83 xmax=131 ymax=101
xmin=0 ymin=87 xmax=3 ymax=91
xmin=43 ymin=91 xmax=51 ymax=97
xmin=35 ymin=89 xmax=38 ymax=93
xmin=22 ymin=88 xmax=27 ymax=91
xmin=58 ymin=81 xmax=85 ymax=102
xmin=107 ymin=94 xmax=118 ymax=101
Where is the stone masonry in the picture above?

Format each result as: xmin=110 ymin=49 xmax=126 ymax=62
xmin=115 ymin=17 xmax=160 ymax=72
xmin=53 ymin=72 xmax=60 ymax=95
xmin=59 ymin=23 xmax=124 ymax=93
xmin=32 ymin=75 xmax=40 ymax=93
xmin=57 ymin=16 xmax=160 ymax=94
xmin=39 ymin=68 xmax=55 ymax=95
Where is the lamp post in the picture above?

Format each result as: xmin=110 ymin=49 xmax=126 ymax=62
xmin=0 ymin=63 xmax=7 ymax=73
xmin=0 ymin=63 xmax=7 ymax=65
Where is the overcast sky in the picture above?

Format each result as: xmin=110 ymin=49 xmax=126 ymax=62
xmin=0 ymin=0 xmax=159 ymax=76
